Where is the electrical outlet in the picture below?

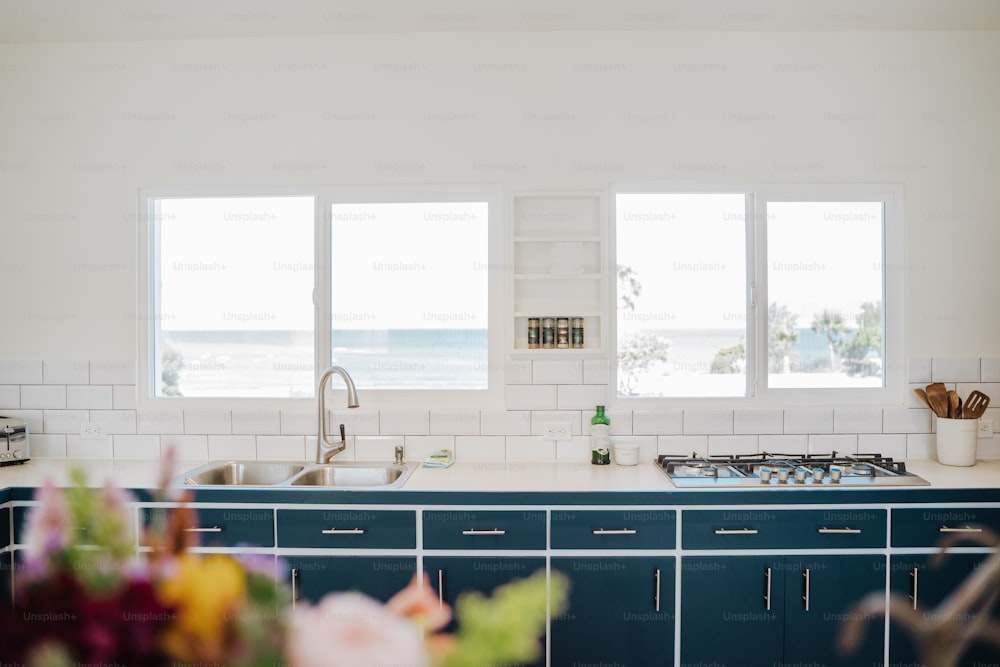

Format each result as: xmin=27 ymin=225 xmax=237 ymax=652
xmin=80 ymin=422 xmax=106 ymax=439
xmin=978 ymin=419 xmax=994 ymax=438
xmin=543 ymin=423 xmax=571 ymax=440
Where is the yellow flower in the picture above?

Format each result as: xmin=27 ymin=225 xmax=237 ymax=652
xmin=156 ymin=553 xmax=247 ymax=662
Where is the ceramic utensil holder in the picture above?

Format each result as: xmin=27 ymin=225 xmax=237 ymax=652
xmin=935 ymin=417 xmax=978 ymax=466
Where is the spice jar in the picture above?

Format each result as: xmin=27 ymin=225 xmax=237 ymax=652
xmin=542 ymin=317 xmax=556 ymax=349
xmin=556 ymin=317 xmax=570 ymax=349
xmin=527 ymin=317 xmax=540 ymax=349
xmin=571 ymin=317 xmax=584 ymax=348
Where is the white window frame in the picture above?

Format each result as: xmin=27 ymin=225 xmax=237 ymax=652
xmin=610 ymin=183 xmax=904 ymax=408
xmin=138 ymin=185 xmax=505 ymax=410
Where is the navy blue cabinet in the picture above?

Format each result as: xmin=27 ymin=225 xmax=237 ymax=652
xmin=422 ymin=509 xmax=545 ymax=550
xmin=551 ymin=556 xmax=674 ymax=666
xmin=141 ymin=506 xmax=275 ymax=548
xmin=283 ymin=555 xmax=417 ymax=605
xmin=681 ymin=554 xmax=885 ymax=667
xmin=550 ymin=509 xmax=675 ymax=549
xmin=277 ymin=508 xmax=415 ymax=549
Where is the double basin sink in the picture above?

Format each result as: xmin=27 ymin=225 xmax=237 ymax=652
xmin=178 ymin=460 xmax=417 ymax=489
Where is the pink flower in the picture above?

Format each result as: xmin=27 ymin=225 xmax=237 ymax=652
xmin=386 ymin=572 xmax=451 ymax=633
xmin=22 ymin=479 xmax=71 ymax=558
xmin=285 ymin=592 xmax=430 ymax=667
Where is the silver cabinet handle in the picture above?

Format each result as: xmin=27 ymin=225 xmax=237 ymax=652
xmin=764 ymin=567 xmax=772 ymax=611
xmin=909 ymin=567 xmax=918 ymax=610
xmin=437 ymin=569 xmax=445 ymax=609
xmin=291 ymin=568 xmax=300 ymax=608
xmin=939 ymin=525 xmax=983 ymax=533
xmin=184 ymin=526 xmax=222 ymax=533
xmin=593 ymin=528 xmax=637 ymax=535
xmin=802 ymin=568 xmax=811 ymax=611
xmin=715 ymin=528 xmax=759 ymax=535
xmin=818 ymin=527 xmax=862 ymax=534
xmin=654 ymin=568 xmax=661 ymax=612
xmin=321 ymin=527 xmax=366 ymax=535
xmin=462 ymin=528 xmax=506 ymax=536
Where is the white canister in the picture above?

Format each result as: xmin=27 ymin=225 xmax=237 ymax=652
xmin=613 ymin=442 xmax=640 ymax=466
xmin=935 ymin=417 xmax=978 ymax=467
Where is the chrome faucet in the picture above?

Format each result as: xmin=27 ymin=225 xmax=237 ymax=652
xmin=316 ymin=365 xmax=359 ymax=463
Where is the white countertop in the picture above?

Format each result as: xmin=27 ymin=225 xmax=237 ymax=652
xmin=0 ymin=457 xmax=999 ymax=493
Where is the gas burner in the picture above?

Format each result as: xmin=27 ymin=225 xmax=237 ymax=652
xmin=655 ymin=451 xmax=929 ymax=488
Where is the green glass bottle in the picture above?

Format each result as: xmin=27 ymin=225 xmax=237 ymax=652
xmin=591 ymin=405 xmax=611 ymax=465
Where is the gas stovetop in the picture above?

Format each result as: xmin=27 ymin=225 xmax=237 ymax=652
xmin=655 ymin=452 xmax=930 ymax=488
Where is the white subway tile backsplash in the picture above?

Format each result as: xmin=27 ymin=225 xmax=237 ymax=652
xmin=833 ymin=408 xmax=883 ymax=434
xmin=531 ymin=411 xmax=580 ymax=436
xmin=633 ymin=410 xmax=683 ymax=436
xmin=506 ymin=384 xmax=557 ymax=410
xmin=89 ymin=360 xmax=135 ymax=385
xmin=20 ymin=385 xmax=66 ymax=410
xmin=112 ymin=385 xmax=137 ymax=409
xmin=684 ymin=409 xmax=733 ymax=435
xmin=184 ymin=410 xmax=232 ymax=435
xmin=858 ymin=433 xmax=906 ymax=459
xmin=757 ymin=434 xmax=808 ymax=455
xmin=0 ymin=385 xmax=18 ymax=409
xmin=42 ymin=409 xmax=87 ymax=434
xmin=232 ymin=410 xmax=280 ymax=435
xmin=932 ymin=357 xmax=981 ymax=382
xmin=583 ymin=359 xmax=609 ymax=385
xmin=30 ymin=433 xmax=66 ymax=458
xmin=533 ymin=359 xmax=583 ymax=385
xmin=162 ymin=435 xmax=209 ymax=461
xmin=557 ymin=384 xmax=608 ymax=411
xmin=505 ymin=359 xmax=532 ymax=385
xmin=137 ymin=410 xmax=184 ymax=434
xmin=784 ymin=408 xmax=833 ymax=435
xmin=981 ymin=358 xmax=1000 ymax=382
xmin=280 ymin=410 xmax=315 ymax=436
xmin=883 ymin=408 xmax=933 ymax=434
xmin=556 ymin=436 xmax=590 ymax=461
xmin=67 ymin=385 xmax=113 ymax=410
xmin=455 ymin=435 xmax=507 ymax=461
xmin=207 ymin=435 xmax=257 ymax=460
xmin=0 ymin=361 xmax=42 ymax=384
xmin=430 ymin=409 xmax=481 ymax=435
xmin=657 ymin=435 xmax=707 ymax=455
xmin=380 ymin=411 xmax=429 ymax=436
xmin=90 ymin=410 xmax=137 ymax=435
xmin=403 ymin=435 xmax=454 ymax=461
xmin=734 ymin=409 xmax=783 ymax=435
xmin=356 ymin=435 xmax=404 ymax=462
xmin=256 ymin=435 xmax=307 ymax=461
xmin=506 ymin=435 xmax=555 ymax=461
xmin=66 ymin=434 xmax=113 ymax=459
xmin=807 ymin=434 xmax=858 ymax=455
xmin=907 ymin=433 xmax=934 ymax=459
xmin=43 ymin=361 xmax=90 ymax=385
xmin=707 ymin=435 xmax=758 ymax=456
xmin=112 ymin=435 xmax=161 ymax=460
xmin=481 ymin=410 xmax=531 ymax=436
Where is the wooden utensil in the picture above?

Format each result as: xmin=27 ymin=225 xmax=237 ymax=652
xmin=914 ymin=387 xmax=933 ymax=410
xmin=947 ymin=390 xmax=962 ymax=418
xmin=925 ymin=383 xmax=950 ymax=418
xmin=963 ymin=390 xmax=991 ymax=419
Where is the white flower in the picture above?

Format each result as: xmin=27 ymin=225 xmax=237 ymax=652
xmin=285 ymin=591 xmax=430 ymax=667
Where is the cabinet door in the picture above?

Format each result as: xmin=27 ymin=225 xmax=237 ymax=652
xmin=551 ymin=556 xmax=674 ymax=667
xmin=284 ymin=556 xmax=417 ymax=605
xmin=423 ymin=556 xmax=547 ymax=666
xmin=889 ymin=553 xmax=998 ymax=666
xmin=783 ymin=555 xmax=886 ymax=667
xmin=680 ymin=555 xmax=784 ymax=667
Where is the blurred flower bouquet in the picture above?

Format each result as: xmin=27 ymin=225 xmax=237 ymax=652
xmin=0 ymin=457 xmax=566 ymax=667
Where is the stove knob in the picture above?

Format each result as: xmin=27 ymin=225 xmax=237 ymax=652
xmin=759 ymin=467 xmax=772 ymax=484
xmin=812 ymin=468 xmax=825 ymax=483
xmin=777 ymin=467 xmax=790 ymax=483
xmin=830 ymin=466 xmax=843 ymax=483
xmin=794 ymin=468 xmax=808 ymax=484
xmin=12 ymin=450 xmax=23 ymax=459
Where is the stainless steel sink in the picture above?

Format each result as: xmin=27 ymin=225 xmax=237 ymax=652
xmin=182 ymin=461 xmax=306 ymax=486
xmin=289 ymin=463 xmax=410 ymax=488
xmin=177 ymin=460 xmax=416 ymax=489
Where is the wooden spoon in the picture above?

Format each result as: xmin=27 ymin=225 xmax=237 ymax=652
xmin=963 ymin=390 xmax=991 ymax=419
xmin=947 ymin=390 xmax=961 ymax=418
xmin=914 ymin=387 xmax=933 ymax=410
xmin=925 ymin=383 xmax=950 ymax=419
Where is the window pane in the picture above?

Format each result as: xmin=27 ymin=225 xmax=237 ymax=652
xmin=330 ymin=201 xmax=489 ymax=390
xmin=154 ymin=196 xmax=315 ymax=398
xmin=616 ymin=193 xmax=747 ymax=397
xmin=766 ymin=201 xmax=885 ymax=388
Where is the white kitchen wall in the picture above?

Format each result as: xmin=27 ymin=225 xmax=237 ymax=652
xmin=1 ymin=30 xmax=999 ymax=460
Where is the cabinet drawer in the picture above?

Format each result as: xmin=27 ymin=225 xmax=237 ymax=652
xmin=277 ymin=509 xmax=416 ymax=549
xmin=682 ymin=509 xmax=886 ymax=549
xmin=892 ymin=507 xmax=1000 ymax=547
xmin=141 ymin=507 xmax=275 ymax=548
xmin=423 ymin=510 xmax=546 ymax=550
xmin=0 ymin=506 xmax=8 ymax=548
xmin=551 ymin=509 xmax=676 ymax=549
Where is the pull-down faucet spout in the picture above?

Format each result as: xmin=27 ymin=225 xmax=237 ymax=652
xmin=316 ymin=365 xmax=359 ymax=463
